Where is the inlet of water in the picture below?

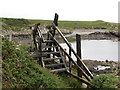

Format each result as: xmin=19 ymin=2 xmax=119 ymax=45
xmin=60 ymin=40 xmax=119 ymax=61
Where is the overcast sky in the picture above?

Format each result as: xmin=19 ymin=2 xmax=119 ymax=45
xmin=0 ymin=0 xmax=119 ymax=23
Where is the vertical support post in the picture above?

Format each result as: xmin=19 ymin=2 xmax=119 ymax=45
xmin=69 ymin=44 xmax=72 ymax=72
xmin=39 ymin=37 xmax=44 ymax=67
xmin=76 ymin=34 xmax=82 ymax=77
xmin=53 ymin=13 xmax=59 ymax=53
xmin=63 ymin=49 xmax=67 ymax=63
xmin=53 ymin=13 xmax=59 ymax=37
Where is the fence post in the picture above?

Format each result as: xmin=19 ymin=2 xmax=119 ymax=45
xmin=69 ymin=44 xmax=72 ymax=72
xmin=63 ymin=49 xmax=67 ymax=63
xmin=38 ymin=37 xmax=44 ymax=67
xmin=76 ymin=34 xmax=82 ymax=77
xmin=53 ymin=13 xmax=59 ymax=37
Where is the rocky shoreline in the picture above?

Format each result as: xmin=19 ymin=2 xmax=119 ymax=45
xmin=82 ymin=60 xmax=119 ymax=76
xmin=81 ymin=31 xmax=119 ymax=41
xmin=67 ymin=60 xmax=119 ymax=76
xmin=65 ymin=29 xmax=119 ymax=41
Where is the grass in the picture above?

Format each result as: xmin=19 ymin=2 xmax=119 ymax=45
xmin=58 ymin=20 xmax=118 ymax=31
xmin=1 ymin=17 xmax=118 ymax=32
xmin=90 ymin=74 xmax=120 ymax=88
xmin=1 ymin=18 xmax=30 ymax=32
xmin=29 ymin=19 xmax=118 ymax=31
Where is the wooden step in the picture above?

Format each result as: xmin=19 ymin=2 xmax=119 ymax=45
xmin=30 ymin=51 xmax=41 ymax=57
xmin=42 ymin=46 xmax=58 ymax=49
xmin=43 ymin=40 xmax=54 ymax=43
xmin=45 ymin=63 xmax=65 ymax=68
xmin=42 ymin=51 xmax=60 ymax=55
xmin=31 ymin=51 xmax=60 ymax=57
xmin=50 ymin=68 xmax=67 ymax=73
xmin=43 ymin=57 xmax=62 ymax=61
xmin=42 ymin=50 xmax=51 ymax=52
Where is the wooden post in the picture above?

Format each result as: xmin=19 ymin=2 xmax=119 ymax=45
xmin=53 ymin=13 xmax=59 ymax=54
xmin=53 ymin=13 xmax=59 ymax=26
xmin=39 ymin=37 xmax=44 ymax=67
xmin=53 ymin=13 xmax=59 ymax=37
xmin=69 ymin=44 xmax=72 ymax=72
xmin=76 ymin=34 xmax=82 ymax=77
xmin=63 ymin=49 xmax=67 ymax=61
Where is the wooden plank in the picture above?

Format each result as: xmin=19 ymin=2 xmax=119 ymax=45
xmin=50 ymin=68 xmax=66 ymax=73
xmin=45 ymin=63 xmax=65 ymax=68
xmin=48 ymin=32 xmax=91 ymax=81
xmin=52 ymin=24 xmax=93 ymax=79
xmin=76 ymin=34 xmax=82 ymax=78
xmin=42 ymin=51 xmax=60 ymax=55
xmin=43 ymin=57 xmax=62 ymax=61
xmin=43 ymin=40 xmax=54 ymax=43
xmin=42 ymin=45 xmax=58 ymax=49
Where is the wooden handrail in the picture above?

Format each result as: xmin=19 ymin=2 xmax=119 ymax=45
xmin=52 ymin=23 xmax=93 ymax=79
xmin=48 ymin=32 xmax=91 ymax=81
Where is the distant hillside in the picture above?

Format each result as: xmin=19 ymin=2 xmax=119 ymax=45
xmin=1 ymin=18 xmax=30 ymax=31
xmin=1 ymin=18 xmax=118 ymax=32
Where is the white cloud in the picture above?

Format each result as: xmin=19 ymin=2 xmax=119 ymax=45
xmin=0 ymin=0 xmax=119 ymax=22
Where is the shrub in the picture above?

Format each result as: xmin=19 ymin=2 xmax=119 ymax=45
xmin=2 ymin=38 xmax=68 ymax=88
xmin=90 ymin=74 xmax=120 ymax=88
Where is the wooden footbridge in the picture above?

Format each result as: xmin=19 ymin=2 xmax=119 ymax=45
xmin=31 ymin=13 xmax=94 ymax=88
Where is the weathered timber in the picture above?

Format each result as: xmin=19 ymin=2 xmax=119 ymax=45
xmin=42 ymin=45 xmax=58 ymax=49
xmin=76 ymin=34 xmax=82 ymax=78
xmin=43 ymin=40 xmax=54 ymax=43
xmin=45 ymin=63 xmax=65 ymax=68
xmin=32 ymin=23 xmax=40 ymax=50
xmin=69 ymin=44 xmax=72 ymax=72
xmin=52 ymin=23 xmax=93 ymax=79
xmin=38 ymin=38 xmax=45 ymax=67
xmin=42 ymin=51 xmax=60 ymax=55
xmin=48 ymin=32 xmax=91 ymax=81
xmin=52 ymin=13 xmax=59 ymax=37
xmin=50 ymin=68 xmax=67 ymax=73
xmin=43 ymin=57 xmax=62 ymax=61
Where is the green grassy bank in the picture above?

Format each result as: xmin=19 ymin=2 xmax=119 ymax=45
xmin=2 ymin=38 xmax=81 ymax=88
xmin=1 ymin=18 xmax=118 ymax=32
